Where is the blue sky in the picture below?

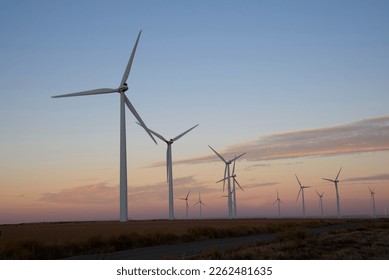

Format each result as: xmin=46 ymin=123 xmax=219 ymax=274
xmin=1 ymin=0 xmax=389 ymax=223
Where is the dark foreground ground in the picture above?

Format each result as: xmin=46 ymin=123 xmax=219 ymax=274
xmin=190 ymin=219 xmax=389 ymax=259
xmin=0 ymin=218 xmax=388 ymax=259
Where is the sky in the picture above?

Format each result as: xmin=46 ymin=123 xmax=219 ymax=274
xmin=1 ymin=0 xmax=389 ymax=224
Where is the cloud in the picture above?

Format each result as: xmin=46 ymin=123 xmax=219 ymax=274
xmin=344 ymin=173 xmax=389 ymax=183
xmin=246 ymin=161 xmax=303 ymax=170
xmin=41 ymin=183 xmax=117 ymax=204
xmin=156 ymin=115 xmax=389 ymax=166
xmin=40 ymin=176 xmax=212 ymax=205
xmin=244 ymin=182 xmax=280 ymax=189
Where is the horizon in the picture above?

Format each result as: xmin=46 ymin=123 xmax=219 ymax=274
xmin=1 ymin=0 xmax=389 ymax=224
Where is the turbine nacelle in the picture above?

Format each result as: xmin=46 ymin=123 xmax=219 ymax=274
xmin=119 ymin=83 xmax=129 ymax=93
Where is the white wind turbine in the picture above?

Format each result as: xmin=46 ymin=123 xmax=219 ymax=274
xmin=316 ymin=191 xmax=324 ymax=218
xmin=140 ymin=124 xmax=198 ymax=220
xmin=209 ymin=146 xmax=246 ymax=219
xmin=193 ymin=192 xmax=205 ymax=218
xmin=52 ymin=31 xmax=157 ymax=222
xmin=322 ymin=167 xmax=342 ymax=219
xmin=273 ymin=190 xmax=282 ymax=217
xmin=295 ymin=175 xmax=311 ymax=218
xmin=369 ymin=187 xmax=376 ymax=219
xmin=216 ymin=159 xmax=244 ymax=218
xmin=179 ymin=190 xmax=191 ymax=219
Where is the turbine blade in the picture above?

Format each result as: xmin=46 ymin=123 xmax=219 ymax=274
xmin=322 ymin=178 xmax=335 ymax=183
xmin=335 ymin=167 xmax=342 ymax=181
xmin=193 ymin=202 xmax=200 ymax=207
xmin=295 ymin=174 xmax=302 ymax=188
xmin=273 ymin=200 xmax=278 ymax=205
xmin=172 ymin=124 xmax=199 ymax=142
xmin=208 ymin=145 xmax=227 ymax=163
xmin=201 ymin=202 xmax=206 ymax=206
xmin=52 ymin=88 xmax=118 ymax=98
xmin=296 ymin=188 xmax=302 ymax=202
xmin=223 ymin=165 xmax=227 ymax=191
xmin=232 ymin=159 xmax=236 ymax=175
xmin=186 ymin=190 xmax=191 ymax=200
xmin=216 ymin=177 xmax=227 ymax=184
xmin=124 ymin=95 xmax=157 ymax=144
xmin=135 ymin=122 xmax=168 ymax=142
xmin=120 ymin=30 xmax=142 ymax=87
xmin=234 ymin=178 xmax=244 ymax=191
xmin=231 ymin=152 xmax=246 ymax=162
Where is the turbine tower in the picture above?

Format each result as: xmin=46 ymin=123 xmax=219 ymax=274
xmin=216 ymin=159 xmax=244 ymax=218
xmin=209 ymin=146 xmax=246 ymax=219
xmin=193 ymin=192 xmax=205 ymax=218
xmin=322 ymin=167 xmax=342 ymax=219
xmin=316 ymin=191 xmax=324 ymax=218
xmin=273 ymin=190 xmax=282 ymax=217
xmin=179 ymin=190 xmax=191 ymax=219
xmin=369 ymin=187 xmax=376 ymax=219
xmin=52 ymin=31 xmax=157 ymax=222
xmin=295 ymin=174 xmax=311 ymax=218
xmin=140 ymin=124 xmax=198 ymax=220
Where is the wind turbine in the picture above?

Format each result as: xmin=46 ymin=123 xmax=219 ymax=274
xmin=316 ymin=191 xmax=324 ymax=218
xmin=369 ymin=187 xmax=376 ymax=219
xmin=193 ymin=192 xmax=205 ymax=218
xmin=52 ymin=31 xmax=157 ymax=222
xmin=273 ymin=189 xmax=282 ymax=217
xmin=295 ymin=175 xmax=311 ymax=218
xmin=179 ymin=190 xmax=191 ymax=219
xmin=209 ymin=146 xmax=245 ymax=219
xmin=322 ymin=167 xmax=342 ymax=219
xmin=216 ymin=159 xmax=244 ymax=218
xmin=140 ymin=124 xmax=198 ymax=220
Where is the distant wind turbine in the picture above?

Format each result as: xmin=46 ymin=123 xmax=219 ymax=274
xmin=273 ymin=190 xmax=283 ymax=217
xmin=193 ymin=192 xmax=205 ymax=218
xmin=179 ymin=190 xmax=191 ymax=219
xmin=322 ymin=167 xmax=342 ymax=219
xmin=139 ymin=124 xmax=198 ymax=220
xmin=295 ymin=175 xmax=311 ymax=218
xmin=209 ymin=146 xmax=245 ymax=219
xmin=51 ymin=30 xmax=157 ymax=222
xmin=369 ymin=187 xmax=376 ymax=219
xmin=216 ymin=159 xmax=244 ymax=218
xmin=316 ymin=191 xmax=324 ymax=218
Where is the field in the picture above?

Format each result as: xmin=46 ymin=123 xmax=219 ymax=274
xmin=0 ymin=218 xmax=388 ymax=259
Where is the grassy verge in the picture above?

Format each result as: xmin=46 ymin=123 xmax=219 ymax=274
xmin=0 ymin=218 xmax=360 ymax=259
xmin=187 ymin=219 xmax=389 ymax=259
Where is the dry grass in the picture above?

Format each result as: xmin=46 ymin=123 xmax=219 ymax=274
xmin=189 ymin=219 xmax=389 ymax=260
xmin=0 ymin=218 xmax=362 ymax=259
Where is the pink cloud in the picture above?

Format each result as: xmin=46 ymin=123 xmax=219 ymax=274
xmin=40 ymin=183 xmax=117 ymax=204
xmin=152 ymin=115 xmax=389 ymax=166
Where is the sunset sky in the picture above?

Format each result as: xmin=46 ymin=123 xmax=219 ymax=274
xmin=1 ymin=0 xmax=389 ymax=224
